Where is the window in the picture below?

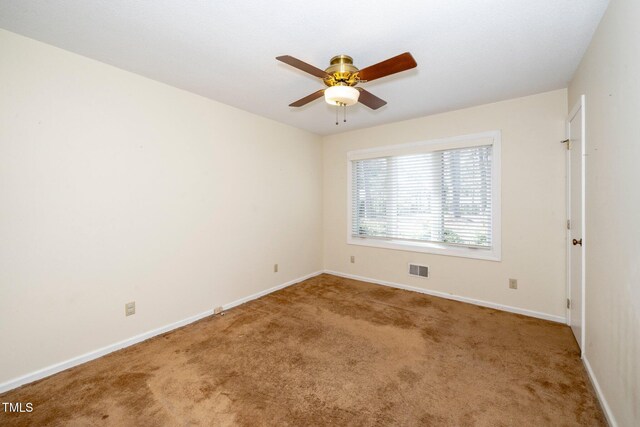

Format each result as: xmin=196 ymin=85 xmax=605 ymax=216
xmin=348 ymin=131 xmax=501 ymax=261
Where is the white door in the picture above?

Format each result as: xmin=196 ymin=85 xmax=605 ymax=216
xmin=567 ymin=95 xmax=585 ymax=353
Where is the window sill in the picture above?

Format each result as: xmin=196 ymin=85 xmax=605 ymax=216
xmin=347 ymin=237 xmax=501 ymax=261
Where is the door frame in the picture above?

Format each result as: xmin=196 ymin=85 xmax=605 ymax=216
xmin=565 ymin=94 xmax=586 ymax=357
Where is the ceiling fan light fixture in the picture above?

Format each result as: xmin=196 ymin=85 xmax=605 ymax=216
xmin=324 ymin=85 xmax=360 ymax=106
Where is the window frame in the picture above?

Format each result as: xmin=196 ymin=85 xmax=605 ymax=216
xmin=347 ymin=131 xmax=501 ymax=261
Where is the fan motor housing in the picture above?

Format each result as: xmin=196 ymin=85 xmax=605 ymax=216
xmin=324 ymin=55 xmax=360 ymax=87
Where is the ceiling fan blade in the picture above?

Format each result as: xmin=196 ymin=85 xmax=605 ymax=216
xmin=358 ymin=52 xmax=417 ymax=82
xmin=289 ymin=89 xmax=325 ymax=107
xmin=276 ymin=55 xmax=329 ymax=78
xmin=357 ymin=88 xmax=387 ymax=110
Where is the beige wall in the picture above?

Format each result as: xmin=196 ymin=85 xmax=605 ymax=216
xmin=323 ymin=90 xmax=568 ymax=319
xmin=569 ymin=0 xmax=640 ymax=424
xmin=0 ymin=29 xmax=323 ymax=385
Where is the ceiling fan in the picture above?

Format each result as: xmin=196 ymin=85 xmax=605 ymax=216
xmin=276 ymin=52 xmax=417 ymax=119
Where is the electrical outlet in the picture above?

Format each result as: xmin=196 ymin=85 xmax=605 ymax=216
xmin=350 ymin=255 xmax=355 ymax=263
xmin=509 ymin=279 xmax=518 ymax=290
xmin=125 ymin=301 xmax=135 ymax=316
xmin=274 ymin=263 xmax=278 ymax=273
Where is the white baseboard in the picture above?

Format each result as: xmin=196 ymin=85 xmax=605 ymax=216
xmin=0 ymin=270 xmax=323 ymax=394
xmin=222 ymin=270 xmax=323 ymax=311
xmin=324 ymin=270 xmax=565 ymax=323
xmin=0 ymin=309 xmax=212 ymax=394
xmin=583 ymin=356 xmax=617 ymax=427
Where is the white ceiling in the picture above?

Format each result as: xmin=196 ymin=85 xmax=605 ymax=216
xmin=0 ymin=0 xmax=608 ymax=135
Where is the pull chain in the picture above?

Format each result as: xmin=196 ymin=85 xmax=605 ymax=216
xmin=334 ymin=102 xmax=348 ymax=125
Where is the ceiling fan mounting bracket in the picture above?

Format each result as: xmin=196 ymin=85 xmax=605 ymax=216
xmin=323 ymin=55 xmax=360 ymax=87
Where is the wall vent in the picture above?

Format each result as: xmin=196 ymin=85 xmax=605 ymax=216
xmin=408 ymin=263 xmax=429 ymax=278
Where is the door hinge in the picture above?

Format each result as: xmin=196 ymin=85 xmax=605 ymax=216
xmin=567 ymin=219 xmax=571 ymax=230
xmin=567 ymin=298 xmax=571 ymax=309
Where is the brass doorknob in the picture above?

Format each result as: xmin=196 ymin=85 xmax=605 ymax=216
xmin=572 ymin=238 xmax=582 ymax=246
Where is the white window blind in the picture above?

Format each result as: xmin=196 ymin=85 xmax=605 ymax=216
xmin=351 ymin=145 xmax=493 ymax=248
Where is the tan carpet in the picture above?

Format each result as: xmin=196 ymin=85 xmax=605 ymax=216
xmin=0 ymin=274 xmax=605 ymax=426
